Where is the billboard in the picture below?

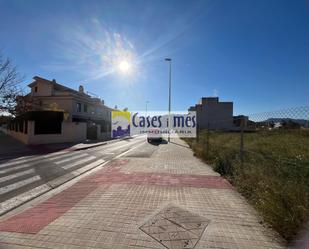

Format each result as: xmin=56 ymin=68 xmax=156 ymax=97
xmin=112 ymin=111 xmax=196 ymax=138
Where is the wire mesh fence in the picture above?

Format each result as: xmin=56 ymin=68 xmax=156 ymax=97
xmin=184 ymin=106 xmax=309 ymax=240
xmin=194 ymin=106 xmax=309 ymax=165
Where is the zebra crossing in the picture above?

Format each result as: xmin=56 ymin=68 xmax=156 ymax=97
xmin=0 ymin=135 xmax=146 ymax=215
xmin=0 ymin=150 xmax=105 ymax=203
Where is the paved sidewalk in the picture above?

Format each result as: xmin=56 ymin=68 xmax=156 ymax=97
xmin=0 ymin=138 xmax=286 ymax=249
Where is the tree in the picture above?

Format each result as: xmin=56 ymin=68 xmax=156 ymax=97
xmin=0 ymin=51 xmax=23 ymax=115
xmin=14 ymin=94 xmax=41 ymax=115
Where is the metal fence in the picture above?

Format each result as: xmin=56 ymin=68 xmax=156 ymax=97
xmin=193 ymin=106 xmax=309 ymax=169
xmin=187 ymin=106 xmax=309 ymax=240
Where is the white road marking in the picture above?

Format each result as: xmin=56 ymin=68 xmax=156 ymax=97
xmin=75 ymin=159 xmax=105 ymax=172
xmin=54 ymin=153 xmax=88 ymax=165
xmin=0 ymin=138 xmax=145 ymax=213
xmin=0 ymin=175 xmax=41 ymax=195
xmin=0 ymin=155 xmax=36 ymax=163
xmin=0 ymin=150 xmax=71 ymax=168
xmin=104 ymin=139 xmax=145 ymax=153
xmin=0 ymin=157 xmax=41 ymax=168
xmin=0 ymin=168 xmax=35 ymax=183
xmin=0 ymin=163 xmax=35 ymax=174
xmin=61 ymin=156 xmax=97 ymax=170
xmin=0 ymin=152 xmax=70 ymax=168
xmin=114 ymin=142 xmax=147 ymax=159
xmin=0 ymin=184 xmax=51 ymax=215
xmin=42 ymin=150 xmax=69 ymax=159
xmin=0 ymin=151 xmax=84 ymax=173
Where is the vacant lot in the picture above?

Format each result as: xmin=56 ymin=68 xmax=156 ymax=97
xmin=184 ymin=129 xmax=309 ymax=242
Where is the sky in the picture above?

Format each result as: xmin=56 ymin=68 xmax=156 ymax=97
xmin=0 ymin=0 xmax=308 ymax=116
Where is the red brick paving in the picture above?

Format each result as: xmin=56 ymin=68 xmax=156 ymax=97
xmin=0 ymin=181 xmax=98 ymax=234
xmin=0 ymin=159 xmax=232 ymax=234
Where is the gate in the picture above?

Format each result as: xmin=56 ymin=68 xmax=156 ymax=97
xmin=87 ymin=124 xmax=97 ymax=140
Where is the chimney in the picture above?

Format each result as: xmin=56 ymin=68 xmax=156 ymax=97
xmin=79 ymin=85 xmax=84 ymax=93
xmin=52 ymin=79 xmax=56 ymax=83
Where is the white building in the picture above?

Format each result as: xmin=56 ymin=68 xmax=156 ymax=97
xmin=7 ymin=76 xmax=113 ymax=144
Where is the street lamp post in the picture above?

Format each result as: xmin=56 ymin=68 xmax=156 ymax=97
xmin=165 ymin=58 xmax=172 ymax=142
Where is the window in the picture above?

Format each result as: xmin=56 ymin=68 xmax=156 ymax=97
xmin=84 ymin=104 xmax=88 ymax=112
xmin=76 ymin=103 xmax=82 ymax=112
xmin=34 ymin=86 xmax=38 ymax=92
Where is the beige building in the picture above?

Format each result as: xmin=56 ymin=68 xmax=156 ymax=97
xmin=8 ymin=76 xmax=113 ymax=144
xmin=189 ymin=97 xmax=233 ymax=130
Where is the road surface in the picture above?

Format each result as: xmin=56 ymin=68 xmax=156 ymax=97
xmin=0 ymin=136 xmax=286 ymax=249
xmin=0 ymin=136 xmax=146 ymax=215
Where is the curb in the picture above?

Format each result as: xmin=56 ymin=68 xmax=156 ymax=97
xmin=0 ymin=160 xmax=109 ymax=217
xmin=73 ymin=142 xmax=107 ymax=151
xmin=72 ymin=135 xmax=133 ymax=151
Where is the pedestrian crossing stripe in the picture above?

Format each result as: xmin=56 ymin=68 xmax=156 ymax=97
xmin=0 ymin=175 xmax=41 ymax=195
xmin=54 ymin=153 xmax=89 ymax=164
xmin=0 ymin=168 xmax=35 ymax=183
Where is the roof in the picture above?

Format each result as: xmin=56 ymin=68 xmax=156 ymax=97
xmin=28 ymin=76 xmax=91 ymax=98
xmin=27 ymin=76 xmax=114 ymax=110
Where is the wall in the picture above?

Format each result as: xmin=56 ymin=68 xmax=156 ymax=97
xmin=99 ymin=132 xmax=112 ymax=140
xmin=6 ymin=121 xmax=87 ymax=145
xmin=28 ymin=122 xmax=87 ymax=144
xmin=31 ymin=81 xmax=53 ymax=96
xmin=193 ymin=98 xmax=234 ymax=130
xmin=38 ymin=98 xmax=74 ymax=121
xmin=6 ymin=121 xmax=30 ymax=144
xmin=96 ymin=125 xmax=112 ymax=141
xmin=71 ymin=99 xmax=112 ymax=121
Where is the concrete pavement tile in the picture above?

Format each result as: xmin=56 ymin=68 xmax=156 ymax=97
xmin=0 ymin=138 xmax=286 ymax=249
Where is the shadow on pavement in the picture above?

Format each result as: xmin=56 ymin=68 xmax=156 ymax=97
xmin=148 ymin=139 xmax=168 ymax=146
xmin=0 ymin=131 xmax=128 ymax=163
xmin=0 ymin=132 xmax=80 ymax=163
xmin=169 ymin=141 xmax=190 ymax=148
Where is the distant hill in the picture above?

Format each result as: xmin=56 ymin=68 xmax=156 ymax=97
xmin=263 ymin=118 xmax=309 ymax=127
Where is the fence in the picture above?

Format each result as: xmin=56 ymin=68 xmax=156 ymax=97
xmin=195 ymin=106 xmax=309 ymax=167
xmin=185 ymin=106 xmax=309 ymax=241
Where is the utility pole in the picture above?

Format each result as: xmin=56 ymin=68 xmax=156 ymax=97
xmin=165 ymin=58 xmax=172 ymax=142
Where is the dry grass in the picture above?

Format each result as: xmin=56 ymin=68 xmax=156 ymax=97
xmin=184 ymin=129 xmax=309 ymax=242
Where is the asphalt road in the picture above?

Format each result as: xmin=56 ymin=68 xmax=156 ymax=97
xmin=0 ymin=135 xmax=151 ymax=215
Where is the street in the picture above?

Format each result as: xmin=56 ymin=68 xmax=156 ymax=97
xmin=0 ymin=137 xmax=286 ymax=249
xmin=0 ymin=136 xmax=146 ymax=215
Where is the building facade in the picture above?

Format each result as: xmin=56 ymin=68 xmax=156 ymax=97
xmin=189 ymin=97 xmax=233 ymax=130
xmin=8 ymin=76 xmax=113 ymax=144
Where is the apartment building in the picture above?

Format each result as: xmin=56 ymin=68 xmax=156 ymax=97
xmin=188 ymin=97 xmax=233 ymax=130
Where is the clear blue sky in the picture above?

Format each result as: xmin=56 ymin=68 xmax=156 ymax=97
xmin=0 ymin=0 xmax=308 ymax=115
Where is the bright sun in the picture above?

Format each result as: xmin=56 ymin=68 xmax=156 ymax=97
xmin=118 ymin=60 xmax=131 ymax=73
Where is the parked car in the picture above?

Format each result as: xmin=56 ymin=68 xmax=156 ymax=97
xmin=147 ymin=128 xmax=162 ymax=142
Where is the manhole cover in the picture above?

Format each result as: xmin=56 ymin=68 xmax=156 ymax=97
xmin=140 ymin=205 xmax=210 ymax=249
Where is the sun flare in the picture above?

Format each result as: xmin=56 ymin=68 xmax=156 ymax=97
xmin=118 ymin=60 xmax=131 ymax=73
